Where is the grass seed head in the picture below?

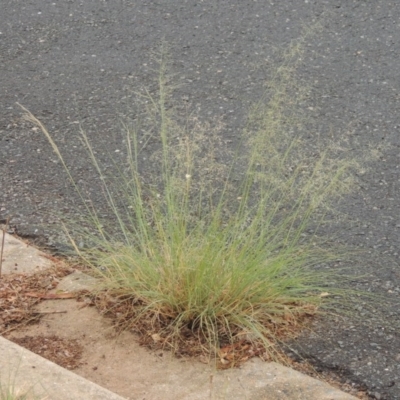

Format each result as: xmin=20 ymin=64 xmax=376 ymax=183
xmin=23 ymin=32 xmax=367 ymax=363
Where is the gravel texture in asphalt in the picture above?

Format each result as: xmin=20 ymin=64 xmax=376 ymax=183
xmin=1 ymin=1 xmax=400 ymax=399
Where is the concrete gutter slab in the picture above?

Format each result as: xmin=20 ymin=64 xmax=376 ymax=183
xmin=0 ymin=338 xmax=357 ymax=400
xmin=1 ymin=232 xmax=52 ymax=275
xmin=209 ymin=358 xmax=357 ymax=400
xmin=56 ymin=270 xmax=98 ymax=292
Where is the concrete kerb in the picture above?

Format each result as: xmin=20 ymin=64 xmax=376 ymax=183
xmin=0 ymin=232 xmax=357 ymax=400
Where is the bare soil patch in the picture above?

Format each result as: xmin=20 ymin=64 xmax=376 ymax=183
xmin=0 ymin=265 xmax=368 ymax=399
xmin=10 ymin=334 xmax=83 ymax=370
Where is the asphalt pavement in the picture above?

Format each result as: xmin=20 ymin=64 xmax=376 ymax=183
xmin=1 ymin=1 xmax=400 ymax=399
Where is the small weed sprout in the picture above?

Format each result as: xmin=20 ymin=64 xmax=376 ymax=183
xmin=21 ymin=38 xmax=363 ymax=361
xmin=0 ymin=386 xmax=37 ymax=400
xmin=0 ymin=368 xmax=43 ymax=400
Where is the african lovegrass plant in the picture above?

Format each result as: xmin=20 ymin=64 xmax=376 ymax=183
xmin=21 ymin=38 xmax=362 ymax=360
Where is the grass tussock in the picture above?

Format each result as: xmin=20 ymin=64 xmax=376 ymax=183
xmin=20 ymin=37 xmax=363 ymax=362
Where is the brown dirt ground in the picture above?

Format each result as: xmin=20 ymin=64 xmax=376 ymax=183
xmin=0 ymin=265 xmax=369 ymax=400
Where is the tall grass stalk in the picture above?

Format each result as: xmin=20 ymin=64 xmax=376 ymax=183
xmin=21 ymin=38 xmax=362 ymax=360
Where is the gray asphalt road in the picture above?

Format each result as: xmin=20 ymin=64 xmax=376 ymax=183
xmin=1 ymin=1 xmax=400 ymax=399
